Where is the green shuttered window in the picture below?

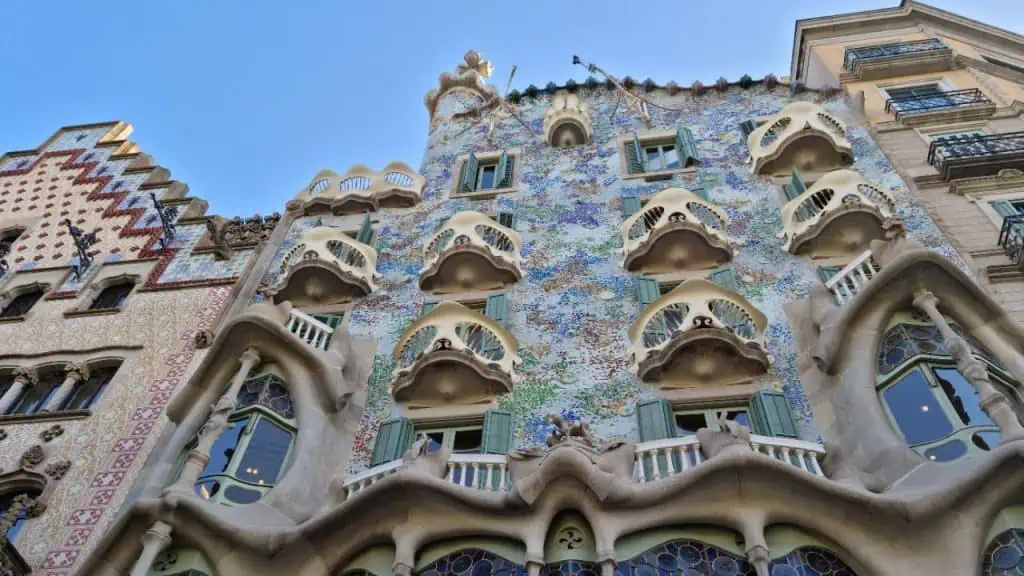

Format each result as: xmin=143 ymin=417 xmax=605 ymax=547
xmin=355 ymin=212 xmax=375 ymax=245
xmin=636 ymin=277 xmax=661 ymax=305
xmin=708 ymin=266 xmax=739 ymax=292
xmin=460 ymin=152 xmax=515 ymax=193
xmin=636 ymin=399 xmax=676 ymax=442
xmin=481 ymin=409 xmax=514 ymax=454
xmin=497 ymin=211 xmax=517 ymax=229
xmin=991 ymin=200 xmax=1020 ymax=219
xmin=676 ymin=127 xmax=699 ymax=168
xmin=371 ymin=417 xmax=415 ymax=466
xmin=622 ymin=195 xmax=643 ymax=217
xmin=782 ymin=169 xmax=808 ymax=201
xmin=748 ymin=390 xmax=799 ymax=438
xmin=740 ymin=119 xmax=758 ymax=138
xmin=484 ymin=293 xmax=508 ymax=326
xmin=460 ymin=152 xmax=479 ymax=193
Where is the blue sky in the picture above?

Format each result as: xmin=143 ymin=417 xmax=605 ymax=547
xmin=1 ymin=1 xmax=1021 ymax=217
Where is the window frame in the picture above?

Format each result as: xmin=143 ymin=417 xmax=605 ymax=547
xmin=672 ymin=404 xmax=752 ymax=436
xmin=976 ymin=188 xmax=1024 ymax=229
xmin=452 ymin=148 xmax=521 ymax=199
xmin=87 ymin=280 xmax=136 ymax=311
xmin=876 ymin=77 xmax=958 ymax=116
xmin=415 ymin=422 xmax=485 ymax=455
xmin=618 ymin=129 xmax=698 ymax=181
xmin=0 ymin=283 xmax=48 ymax=320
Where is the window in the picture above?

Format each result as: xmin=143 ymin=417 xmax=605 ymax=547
xmin=624 ymin=128 xmax=699 ymax=176
xmin=0 ymin=228 xmax=22 ymax=256
xmin=0 ymin=490 xmax=41 ymax=548
xmin=989 ymin=198 xmax=1024 ymax=221
xmin=9 ymin=370 xmax=62 ymax=415
xmin=638 ymin=392 xmax=797 ymax=442
xmin=418 ymin=424 xmax=484 ymax=454
xmin=370 ymin=409 xmax=514 ymax=467
xmin=61 ymin=364 xmax=118 ymax=411
xmin=89 ymin=281 xmax=135 ymax=311
xmin=458 ymin=151 xmax=515 ymax=195
xmin=1 ymin=287 xmax=45 ymax=318
xmin=674 ymin=406 xmax=751 ymax=436
xmin=884 ymin=83 xmax=956 ymax=112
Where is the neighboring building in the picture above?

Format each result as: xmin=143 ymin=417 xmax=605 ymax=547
xmin=4 ymin=3 xmax=1024 ymax=576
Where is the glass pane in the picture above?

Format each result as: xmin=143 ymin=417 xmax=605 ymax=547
xmin=662 ymin=145 xmax=680 ymax=169
xmin=452 ymin=428 xmax=482 ymax=453
xmin=725 ymin=410 xmax=750 ymax=428
xmin=235 ymin=418 xmax=293 ymax=486
xmin=0 ymin=290 xmax=43 ymax=318
xmin=90 ymin=283 xmax=133 ymax=310
xmin=478 ymin=165 xmax=496 ymax=190
xmin=645 ymin=147 xmax=663 ymax=171
xmin=200 ymin=417 xmax=248 ymax=478
xmin=675 ymin=412 xmax=707 ymax=436
xmin=63 ymin=366 xmax=117 ymax=410
xmin=923 ymin=439 xmax=967 ymax=462
xmin=194 ymin=478 xmax=221 ymax=500
xmin=224 ymin=484 xmax=264 ymax=504
xmin=882 ymin=369 xmax=954 ymax=445
xmin=1012 ymin=201 xmax=1024 ymax=214
xmin=932 ymin=367 xmax=993 ymax=427
xmin=12 ymin=372 xmax=61 ymax=414
xmin=425 ymin=432 xmax=445 ymax=453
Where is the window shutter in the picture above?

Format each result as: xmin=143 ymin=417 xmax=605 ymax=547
xmin=748 ymin=390 xmax=799 ymax=438
xmin=484 ymin=293 xmax=508 ymax=326
xmin=626 ymin=134 xmax=645 ymax=174
xmin=355 ymin=213 xmax=374 ymax=244
xmin=498 ymin=211 xmax=516 ymax=229
xmin=622 ymin=195 xmax=642 ymax=217
xmin=481 ymin=409 xmax=514 ymax=454
xmin=740 ymin=119 xmax=757 ymax=138
xmin=635 ymin=277 xmax=661 ymax=305
xmin=992 ymin=200 xmax=1018 ymax=218
xmin=370 ymin=417 xmax=415 ymax=466
xmin=789 ymin=169 xmax=807 ymax=198
xmin=496 ymin=152 xmax=514 ymax=188
xmin=312 ymin=313 xmax=344 ymax=329
xmin=676 ymin=127 xmax=699 ymax=167
xmin=636 ymin=399 xmax=676 ymax=442
xmin=816 ymin=266 xmax=842 ymax=284
xmin=691 ymin=185 xmax=709 ymax=201
xmin=460 ymin=153 xmax=479 ymax=193
xmin=708 ymin=266 xmax=739 ymax=292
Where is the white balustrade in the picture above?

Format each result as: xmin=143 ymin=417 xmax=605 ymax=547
xmin=633 ymin=434 xmax=826 ymax=482
xmin=825 ymin=248 xmax=879 ymax=305
xmin=446 ymin=453 xmax=509 ymax=492
xmin=342 ymin=459 xmax=405 ymax=499
xmin=285 ymin=308 xmax=335 ymax=351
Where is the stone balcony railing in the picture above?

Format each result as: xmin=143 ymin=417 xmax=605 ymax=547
xmin=842 ymin=38 xmax=954 ymax=81
xmin=294 ymin=162 xmax=425 ymax=214
xmin=270 ymin=226 xmax=380 ymax=304
xmin=284 ymin=308 xmax=336 ymax=351
xmin=620 ymin=188 xmax=732 ymax=273
xmin=629 ymin=279 xmax=769 ymax=385
xmin=747 ymin=101 xmax=853 ymax=177
xmin=341 ymin=436 xmax=825 ymax=500
xmin=390 ymin=301 xmax=520 ymax=403
xmin=420 ymin=211 xmax=523 ymax=293
xmin=781 ymin=169 xmax=899 ymax=256
xmin=824 ymin=248 xmax=881 ymax=305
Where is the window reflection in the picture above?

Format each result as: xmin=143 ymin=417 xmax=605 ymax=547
xmin=882 ymin=369 xmax=952 ymax=445
xmin=235 ymin=419 xmax=292 ymax=486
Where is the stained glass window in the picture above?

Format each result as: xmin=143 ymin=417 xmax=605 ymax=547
xmin=767 ymin=546 xmax=858 ymax=575
xmin=235 ymin=372 xmax=294 ymax=419
xmin=982 ymin=529 xmax=1024 ymax=575
xmin=417 ymin=548 xmax=527 ymax=576
xmin=616 ymin=539 xmax=756 ymax=575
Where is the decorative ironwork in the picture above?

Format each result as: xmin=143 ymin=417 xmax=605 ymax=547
xmin=927 ymin=131 xmax=1024 ymax=177
xmin=844 ymin=38 xmax=948 ymax=71
xmin=573 ymin=55 xmax=685 ymax=126
xmin=884 ymin=88 xmax=992 ymax=119
xmin=63 ymin=219 xmax=99 ymax=280
xmin=999 ymin=214 xmax=1024 ymax=267
xmin=149 ymin=192 xmax=179 ymax=249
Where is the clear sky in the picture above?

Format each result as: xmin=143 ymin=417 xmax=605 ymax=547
xmin=1 ymin=1 xmax=1022 ymax=217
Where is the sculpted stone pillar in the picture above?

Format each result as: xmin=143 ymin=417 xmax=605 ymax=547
xmin=746 ymin=544 xmax=771 ymax=576
xmin=128 ymin=521 xmax=173 ymax=576
xmin=42 ymin=364 xmax=89 ymax=412
xmin=913 ymin=290 xmax=1024 ymax=442
xmin=170 ymin=348 xmax=261 ymax=492
xmin=0 ymin=368 xmax=37 ymax=414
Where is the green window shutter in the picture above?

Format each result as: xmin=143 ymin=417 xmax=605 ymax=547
xmin=622 ymin=195 xmax=642 ymax=216
xmin=708 ymin=266 xmax=739 ymax=292
xmin=636 ymin=399 xmax=676 ymax=442
xmin=311 ymin=313 xmax=344 ymax=329
xmin=992 ymin=200 xmax=1018 ymax=218
xmin=484 ymin=293 xmax=508 ymax=326
xmin=422 ymin=301 xmax=438 ymax=316
xmin=676 ymin=127 xmax=699 ymax=167
xmin=355 ymin=213 xmax=374 ymax=244
xmin=748 ymin=390 xmax=799 ymax=438
xmin=789 ymin=169 xmax=808 ymax=198
xmin=626 ymin=134 xmax=645 ymax=174
xmin=481 ymin=409 xmax=514 ymax=454
xmin=498 ymin=211 xmax=516 ymax=229
xmin=635 ymin=277 xmax=661 ymax=305
xmin=496 ymin=152 xmax=514 ymax=188
xmin=370 ymin=417 xmax=415 ymax=466
xmin=691 ymin=185 xmax=709 ymax=201
xmin=740 ymin=119 xmax=757 ymax=138
xmin=460 ymin=152 xmax=479 ymax=193
xmin=816 ymin=266 xmax=842 ymax=284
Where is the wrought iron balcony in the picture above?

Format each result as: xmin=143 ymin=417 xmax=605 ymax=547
xmin=420 ymin=211 xmax=523 ymax=293
xmin=998 ymin=214 xmax=1024 ymax=267
xmin=620 ymin=188 xmax=732 ymax=273
xmin=629 ymin=279 xmax=769 ymax=386
xmin=884 ymin=88 xmax=993 ymax=120
xmin=781 ymin=169 xmax=899 ymax=256
xmin=927 ymin=131 xmax=1024 ymax=180
xmin=270 ymin=226 xmax=380 ymax=306
xmin=842 ymin=39 xmax=954 ymax=80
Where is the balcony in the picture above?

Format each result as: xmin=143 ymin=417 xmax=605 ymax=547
xmin=823 ymin=248 xmax=881 ymax=305
xmin=391 ymin=301 xmax=519 ymax=409
xmin=748 ymin=102 xmax=853 ymax=177
xmin=621 ymin=188 xmax=732 ymax=273
xmin=341 ymin=435 xmax=824 ymax=499
xmin=842 ymin=38 xmax=954 ymax=81
xmin=294 ymin=163 xmax=425 ymax=215
xmin=629 ymin=279 xmax=769 ymax=387
xmin=269 ymin=226 xmax=380 ymax=307
xmin=928 ymin=132 xmax=1024 ymax=180
xmin=285 ymin=308 xmax=336 ymax=351
xmin=781 ymin=169 xmax=900 ymax=257
xmin=420 ymin=211 xmax=523 ymax=293
xmin=998 ymin=214 xmax=1024 ymax=267
xmin=884 ymin=88 xmax=995 ymax=125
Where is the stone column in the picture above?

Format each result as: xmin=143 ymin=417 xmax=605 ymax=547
xmin=170 ymin=348 xmax=261 ymax=492
xmin=913 ymin=290 xmax=1024 ymax=442
xmin=128 ymin=521 xmax=173 ymax=576
xmin=0 ymin=368 xmax=37 ymax=414
xmin=42 ymin=364 xmax=89 ymax=412
xmin=746 ymin=544 xmax=771 ymax=576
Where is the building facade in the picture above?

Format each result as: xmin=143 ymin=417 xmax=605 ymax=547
xmin=3 ymin=2 xmax=1024 ymax=576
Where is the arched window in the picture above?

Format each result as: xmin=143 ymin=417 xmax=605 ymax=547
xmin=876 ymin=311 xmax=1022 ymax=462
xmin=187 ymin=366 xmax=296 ymax=506
xmin=62 ymin=364 xmax=119 ymax=410
xmin=9 ymin=368 xmax=62 ymax=415
xmin=148 ymin=545 xmax=214 ymax=575
xmin=89 ymin=280 xmax=135 ymax=311
xmin=0 ymin=286 xmax=45 ymax=318
xmin=0 ymin=489 xmax=42 ymax=549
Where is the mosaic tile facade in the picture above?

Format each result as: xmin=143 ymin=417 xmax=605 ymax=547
xmin=256 ymin=84 xmax=963 ymax=475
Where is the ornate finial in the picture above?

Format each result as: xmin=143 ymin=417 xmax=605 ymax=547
xmin=150 ymin=192 xmax=179 ymax=250
xmin=64 ymin=218 xmax=99 ymax=280
xmin=456 ymin=50 xmax=493 ymax=78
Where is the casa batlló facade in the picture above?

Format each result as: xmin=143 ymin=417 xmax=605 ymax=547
xmin=2 ymin=2 xmax=1024 ymax=576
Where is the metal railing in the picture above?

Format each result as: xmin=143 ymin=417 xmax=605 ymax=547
xmin=927 ymin=131 xmax=1024 ymax=171
xmin=884 ymin=88 xmax=991 ymax=120
xmin=844 ymin=38 xmax=947 ymax=71
xmin=999 ymin=214 xmax=1024 ymax=266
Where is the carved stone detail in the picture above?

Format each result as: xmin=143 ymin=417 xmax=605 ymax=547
xmin=193 ymin=329 xmax=215 ymax=349
xmin=697 ymin=414 xmax=754 ymax=460
xmin=11 ymin=367 xmax=37 ymax=387
xmin=19 ymin=445 xmax=44 ymax=469
xmin=195 ymin=213 xmax=280 ymax=259
xmin=40 ymin=425 xmax=64 ymax=443
xmin=44 ymin=459 xmax=71 ymax=480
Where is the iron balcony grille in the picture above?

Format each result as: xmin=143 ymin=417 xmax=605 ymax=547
xmin=884 ymin=88 xmax=992 ymax=119
xmin=844 ymin=38 xmax=948 ymax=71
xmin=927 ymin=131 xmax=1024 ymax=172
xmin=999 ymin=214 xmax=1024 ymax=267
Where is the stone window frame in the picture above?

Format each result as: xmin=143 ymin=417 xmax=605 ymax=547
xmin=617 ymin=129 xmax=698 ymax=182
xmin=973 ymin=188 xmax=1024 ymax=229
xmin=451 ymin=148 xmax=522 ymax=200
xmin=0 ymin=267 xmax=64 ymax=324
xmin=0 ymin=282 xmax=50 ymax=323
xmin=65 ymin=260 xmax=153 ymax=318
